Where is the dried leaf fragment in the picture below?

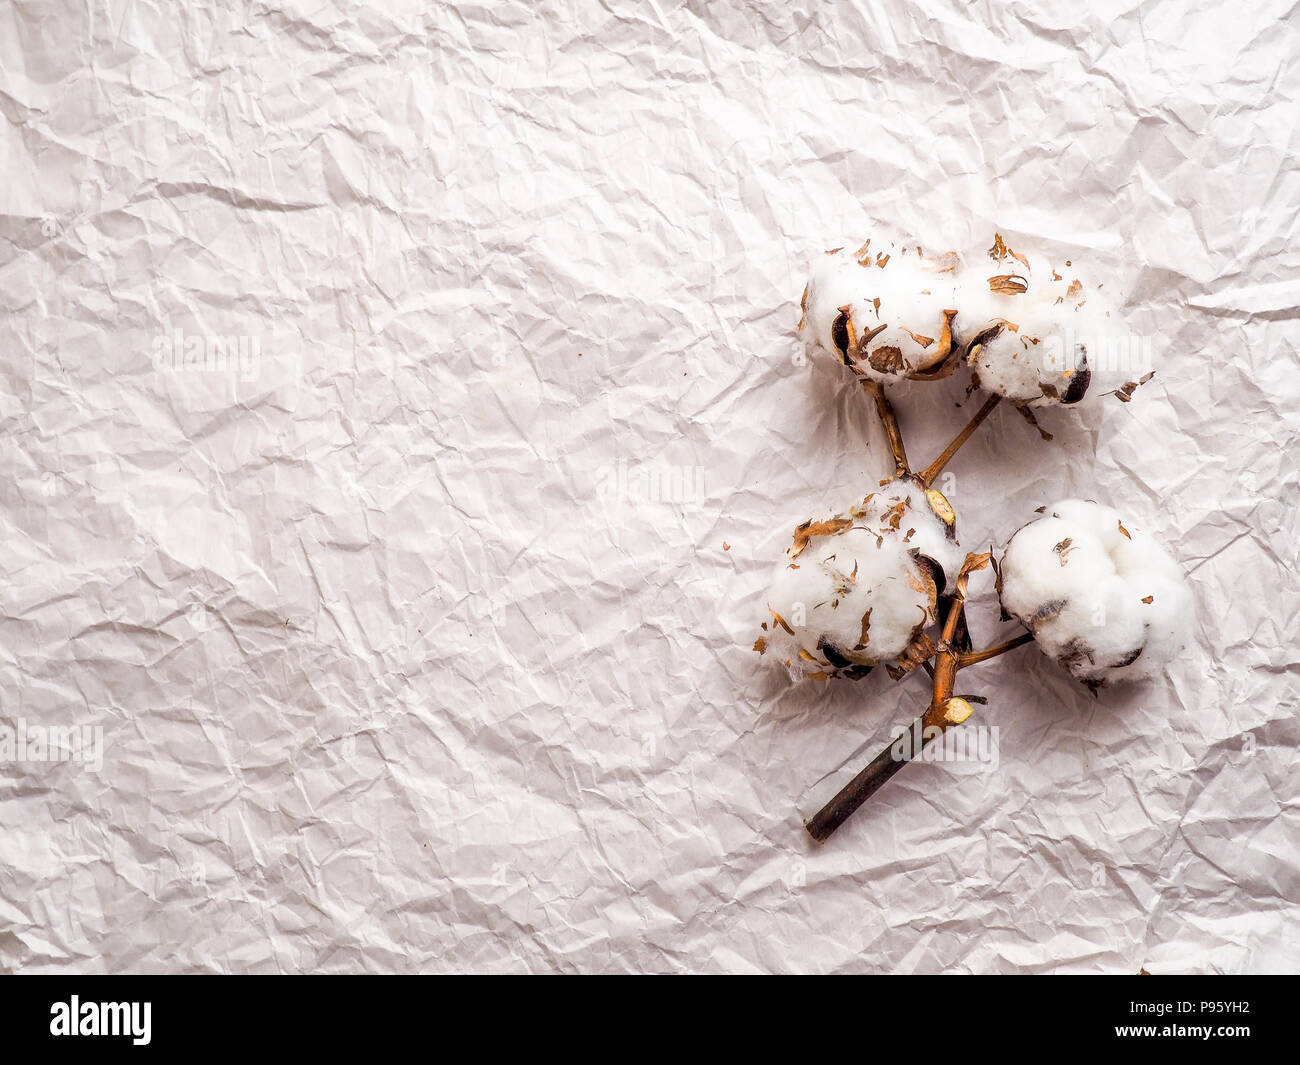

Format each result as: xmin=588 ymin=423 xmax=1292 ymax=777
xmin=769 ymin=607 xmax=795 ymax=635
xmin=867 ymin=344 xmax=905 ymax=375
xmin=855 ymin=607 xmax=873 ymax=650
xmin=789 ymin=516 xmax=853 ymax=559
xmin=1107 ymin=371 xmax=1156 ymax=403
xmin=1054 ymin=537 xmax=1077 ymax=565
xmin=958 ymin=551 xmax=992 ymax=579
xmin=988 ymin=274 xmax=1029 ymax=295
xmin=856 ymin=322 xmax=887 ymax=353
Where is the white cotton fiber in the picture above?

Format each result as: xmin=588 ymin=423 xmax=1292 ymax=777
xmin=997 ymin=499 xmax=1193 ymax=686
xmin=801 ymin=236 xmax=962 ymax=381
xmin=954 ymin=240 xmax=1135 ymax=407
xmin=757 ymin=478 xmax=963 ymax=681
xmin=800 ymin=232 xmax=1146 ymax=404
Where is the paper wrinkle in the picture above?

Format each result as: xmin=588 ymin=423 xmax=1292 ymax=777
xmin=0 ymin=0 xmax=1297 ymax=973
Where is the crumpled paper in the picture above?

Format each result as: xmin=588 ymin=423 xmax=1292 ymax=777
xmin=1 ymin=0 xmax=1297 ymax=973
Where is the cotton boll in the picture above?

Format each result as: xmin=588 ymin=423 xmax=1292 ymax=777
xmin=800 ymin=237 xmax=962 ymax=382
xmin=997 ymin=499 xmax=1193 ymax=687
xmin=762 ymin=535 xmax=930 ymax=679
xmin=756 ymin=479 xmax=962 ymax=681
xmin=965 ymin=316 xmax=1087 ymax=408
xmin=956 ymin=239 xmax=1133 ymax=408
xmin=957 ymin=262 xmax=1091 ymax=407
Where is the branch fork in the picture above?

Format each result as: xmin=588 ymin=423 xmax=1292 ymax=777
xmin=862 ymin=381 xmax=1001 ymax=487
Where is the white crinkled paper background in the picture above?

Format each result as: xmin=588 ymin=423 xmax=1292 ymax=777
xmin=1 ymin=0 xmax=1297 ymax=973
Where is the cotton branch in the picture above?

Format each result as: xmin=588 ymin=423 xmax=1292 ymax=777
xmin=917 ymin=393 xmax=1002 ymax=488
xmin=862 ymin=380 xmax=910 ymax=478
xmin=806 ymin=551 xmax=1029 ymax=844
xmin=957 ymin=630 xmax=1033 ymax=668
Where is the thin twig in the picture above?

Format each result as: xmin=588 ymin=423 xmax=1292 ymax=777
xmin=918 ymin=393 xmax=1001 ymax=488
xmin=805 ymin=712 xmax=927 ymax=842
xmin=957 ymin=630 xmax=1034 ymax=668
xmin=863 ymin=380 xmax=910 ymax=477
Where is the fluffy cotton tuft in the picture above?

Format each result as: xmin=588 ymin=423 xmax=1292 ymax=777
xmin=800 ymin=237 xmax=962 ymax=381
xmin=997 ymin=499 xmax=1193 ymax=686
xmin=954 ymin=239 xmax=1134 ymax=408
xmin=757 ymin=478 xmax=964 ymax=681
xmin=801 ymin=233 xmax=1146 ymax=404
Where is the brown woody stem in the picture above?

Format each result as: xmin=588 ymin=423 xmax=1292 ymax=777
xmin=863 ymin=380 xmax=910 ymax=478
xmin=805 ymin=713 xmax=928 ymax=842
xmin=957 ymin=630 xmax=1034 ymax=668
xmin=918 ymin=393 xmax=1001 ymax=488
